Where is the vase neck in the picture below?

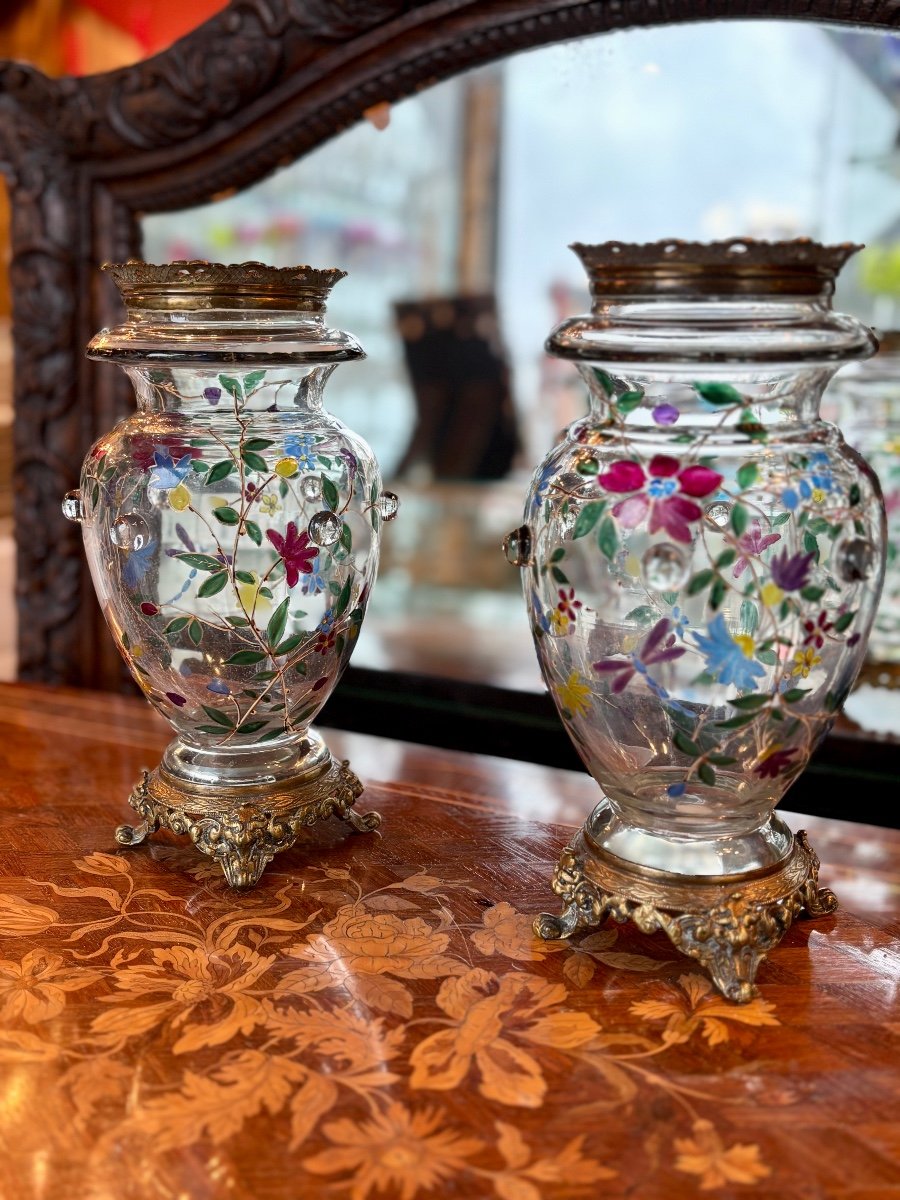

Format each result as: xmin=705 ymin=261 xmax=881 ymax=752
xmin=124 ymin=363 xmax=338 ymax=417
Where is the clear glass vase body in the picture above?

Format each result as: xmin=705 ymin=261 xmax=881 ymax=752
xmin=829 ymin=348 xmax=900 ymax=664
xmin=77 ymin=307 xmax=387 ymax=785
xmin=517 ymin=291 xmax=884 ymax=876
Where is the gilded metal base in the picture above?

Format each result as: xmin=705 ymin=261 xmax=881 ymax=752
xmin=115 ymin=755 xmax=380 ymax=889
xmin=534 ymin=824 xmax=836 ymax=1003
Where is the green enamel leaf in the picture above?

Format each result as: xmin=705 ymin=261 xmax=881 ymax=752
xmin=274 ymin=633 xmax=305 ymax=656
xmin=782 ymin=687 xmax=812 ymax=704
xmin=176 ymin=553 xmax=222 ymax=572
xmin=756 ymin=648 xmax=777 ymax=665
xmin=340 ymin=522 xmax=352 ymax=553
xmin=197 ymin=725 xmax=231 ymax=736
xmin=731 ymin=503 xmax=748 ymax=538
xmin=834 ymin=610 xmax=856 ymax=633
xmin=164 ymin=616 xmax=191 ymax=635
xmin=728 ymin=693 xmax=770 ymax=710
xmin=244 ymin=438 xmax=275 ymax=452
xmin=191 ymin=460 xmax=209 ymax=474
xmin=213 ymin=506 xmax=240 ymax=525
xmin=219 ymin=375 xmax=242 ymax=402
xmin=235 ymin=570 xmax=256 ymax=585
xmin=241 ymin=450 xmax=268 ymax=474
xmin=575 ymin=457 xmax=600 ymax=477
xmin=592 ymin=368 xmax=614 ymax=396
xmin=697 ymin=763 xmax=717 ymax=786
xmin=197 ymin=571 xmax=228 ymax=598
xmin=243 ymin=371 xmax=267 ymax=393
xmin=597 ymin=517 xmax=618 ymax=561
xmin=267 ymin=598 xmax=289 ymax=649
xmin=687 ymin=569 xmax=714 ymax=595
xmin=616 ymin=390 xmax=644 ymax=414
xmin=849 ymin=482 xmax=861 ymax=507
xmin=716 ymin=549 xmax=737 ymax=569
xmin=693 ymin=381 xmax=743 ymax=406
xmin=624 ymin=605 xmax=655 ymax=625
xmin=803 ymin=530 xmax=819 ymax=560
xmin=573 ymin=501 xmax=606 ymax=540
xmin=674 ymin=730 xmax=702 ymax=756
xmin=800 ymin=586 xmax=824 ymax=603
xmin=550 ymin=566 xmax=569 ymax=585
xmin=736 ymin=463 xmax=758 ymax=490
xmin=225 ymin=650 xmax=268 ymax=666
xmin=739 ymin=599 xmax=759 ymax=635
xmin=715 ymin=711 xmax=758 ymax=729
xmin=708 ymin=754 xmax=737 ymax=766
xmin=206 ymin=461 xmax=233 ymax=485
xmin=710 ymin=579 xmax=727 ymax=611
xmin=188 ymin=619 xmax=203 ymax=645
xmin=322 ymin=477 xmax=340 ymax=512
xmin=335 ymin=577 xmax=353 ymax=618
xmin=772 ymin=512 xmax=791 ymax=527
xmin=259 ymin=728 xmax=286 ymax=742
xmin=201 ymin=705 xmax=233 ymax=728
xmin=550 ymin=548 xmax=566 ymax=563
xmin=226 ymin=615 xmax=250 ymax=627
xmin=236 ymin=720 xmax=269 ymax=735
xmin=245 ymin=520 xmax=262 ymax=546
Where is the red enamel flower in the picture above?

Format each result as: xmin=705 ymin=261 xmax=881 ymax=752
xmin=266 ymin=521 xmax=317 ymax=588
xmin=597 ymin=455 xmax=722 ymax=544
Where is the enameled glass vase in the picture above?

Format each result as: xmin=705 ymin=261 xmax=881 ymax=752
xmin=505 ymin=239 xmax=885 ymax=1001
xmin=828 ymin=334 xmax=900 ymax=670
xmin=64 ymin=261 xmax=398 ymax=887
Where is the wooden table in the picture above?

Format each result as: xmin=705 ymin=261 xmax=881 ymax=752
xmin=0 ymin=683 xmax=897 ymax=1200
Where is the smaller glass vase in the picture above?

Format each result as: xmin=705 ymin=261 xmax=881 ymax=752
xmin=828 ymin=333 xmax=900 ymax=670
xmin=64 ymin=261 xmax=398 ymax=887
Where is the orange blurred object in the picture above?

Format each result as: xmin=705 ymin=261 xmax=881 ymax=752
xmin=64 ymin=0 xmax=228 ymax=74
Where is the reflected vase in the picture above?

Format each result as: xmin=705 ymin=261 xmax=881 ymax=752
xmin=64 ymin=261 xmax=398 ymax=887
xmin=505 ymin=239 xmax=885 ymax=1000
xmin=828 ymin=334 xmax=900 ymax=672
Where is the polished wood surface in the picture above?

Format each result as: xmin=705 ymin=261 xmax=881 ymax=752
xmin=0 ymin=681 xmax=898 ymax=1200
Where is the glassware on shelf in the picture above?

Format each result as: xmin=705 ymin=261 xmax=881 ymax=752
xmin=64 ymin=260 xmax=398 ymax=887
xmin=504 ymin=239 xmax=885 ymax=1000
xmin=827 ymin=333 xmax=900 ymax=674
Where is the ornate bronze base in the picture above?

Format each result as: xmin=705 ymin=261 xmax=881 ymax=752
xmin=115 ymin=754 xmax=380 ymax=889
xmin=534 ymin=824 xmax=836 ymax=1003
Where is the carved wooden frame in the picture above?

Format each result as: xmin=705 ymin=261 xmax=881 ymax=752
xmin=0 ymin=0 xmax=897 ymax=691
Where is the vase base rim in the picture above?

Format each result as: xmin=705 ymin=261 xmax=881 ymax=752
xmin=114 ymin=738 xmax=381 ymax=888
xmin=534 ymin=824 xmax=837 ymax=1003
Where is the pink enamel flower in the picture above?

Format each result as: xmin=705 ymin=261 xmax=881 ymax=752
xmin=733 ymin=519 xmax=781 ymax=579
xmin=598 ymin=455 xmax=723 ymax=544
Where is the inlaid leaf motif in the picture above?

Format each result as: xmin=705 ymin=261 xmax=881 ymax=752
xmin=0 ymin=1027 xmax=61 ymax=1064
xmin=563 ymin=953 xmax=596 ymax=988
xmin=472 ymin=902 xmax=565 ymax=961
xmin=288 ymin=1071 xmax=339 ymax=1149
xmin=347 ymin=972 xmax=414 ymax=1018
xmin=72 ymin=852 xmax=131 ymax=876
xmin=674 ymin=1119 xmax=770 ymax=1189
xmin=0 ymin=893 xmax=58 ymax=936
xmin=630 ymin=973 xmax=778 ymax=1045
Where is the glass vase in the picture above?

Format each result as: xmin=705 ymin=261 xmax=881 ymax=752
xmin=827 ymin=334 xmax=900 ymax=672
xmin=504 ymin=239 xmax=885 ymax=1000
xmin=63 ymin=261 xmax=398 ymax=887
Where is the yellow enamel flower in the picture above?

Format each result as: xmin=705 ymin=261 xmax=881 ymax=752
xmin=555 ymin=671 xmax=591 ymax=717
xmin=792 ymin=648 xmax=821 ymax=678
xmin=274 ymin=457 xmax=298 ymax=478
xmin=732 ymin=634 xmax=754 ymax=658
xmin=549 ymin=610 xmax=569 ymax=635
xmin=759 ymin=582 xmax=783 ymax=607
xmin=260 ymin=494 xmax=281 ymax=516
xmin=169 ymin=482 xmax=191 ymax=511
xmin=811 ymin=487 xmax=826 ymax=504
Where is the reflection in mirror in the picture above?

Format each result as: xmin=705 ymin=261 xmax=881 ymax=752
xmin=143 ymin=21 xmax=900 ymax=731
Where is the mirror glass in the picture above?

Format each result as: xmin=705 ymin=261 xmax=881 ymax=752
xmin=142 ymin=20 xmax=900 ymax=720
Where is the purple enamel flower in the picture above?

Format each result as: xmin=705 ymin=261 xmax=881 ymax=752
xmin=769 ymin=549 xmax=815 ymax=593
xmin=652 ymin=404 xmax=680 ymax=426
xmin=593 ymin=618 xmax=686 ymax=693
xmin=203 ymin=387 xmax=222 ymax=405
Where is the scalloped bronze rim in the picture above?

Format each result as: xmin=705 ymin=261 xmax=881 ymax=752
xmin=571 ymin=237 xmax=864 ymax=299
xmin=103 ymin=259 xmax=348 ymax=312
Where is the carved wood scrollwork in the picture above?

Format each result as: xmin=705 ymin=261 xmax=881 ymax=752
xmin=1 ymin=0 xmax=898 ymax=687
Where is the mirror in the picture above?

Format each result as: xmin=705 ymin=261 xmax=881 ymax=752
xmin=142 ymin=19 xmax=900 ymax=735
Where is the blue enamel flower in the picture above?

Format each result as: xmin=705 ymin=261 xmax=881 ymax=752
xmin=285 ymin=434 xmax=318 ymax=471
xmin=692 ymin=613 xmax=766 ymax=691
xmin=122 ymin=538 xmax=157 ymax=589
xmin=318 ymin=608 xmax=336 ymax=634
xmin=301 ymin=555 xmax=326 ymax=596
xmin=148 ymin=449 xmax=192 ymax=491
xmin=531 ymin=463 xmax=555 ymax=512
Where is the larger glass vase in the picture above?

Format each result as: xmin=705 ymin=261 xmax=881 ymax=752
xmin=505 ymin=240 xmax=885 ymax=1000
xmin=64 ymin=261 xmax=397 ymax=887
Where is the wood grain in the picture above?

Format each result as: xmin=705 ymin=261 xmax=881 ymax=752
xmin=0 ymin=681 xmax=897 ymax=1199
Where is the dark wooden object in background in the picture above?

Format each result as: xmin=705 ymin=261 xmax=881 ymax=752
xmin=0 ymin=681 xmax=897 ymax=1198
